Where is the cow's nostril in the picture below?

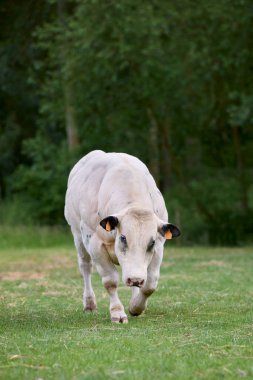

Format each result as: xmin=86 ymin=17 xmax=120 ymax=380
xmin=127 ymin=278 xmax=145 ymax=287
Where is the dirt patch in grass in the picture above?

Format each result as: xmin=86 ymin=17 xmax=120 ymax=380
xmin=197 ymin=260 xmax=228 ymax=267
xmin=42 ymin=290 xmax=63 ymax=296
xmin=0 ymin=253 xmax=75 ymax=281
xmin=162 ymin=273 xmax=195 ymax=280
xmin=42 ymin=254 xmax=75 ymax=271
xmin=11 ymin=254 xmax=74 ymax=271
xmin=161 ymin=261 xmax=174 ymax=268
xmin=0 ymin=271 xmax=45 ymax=281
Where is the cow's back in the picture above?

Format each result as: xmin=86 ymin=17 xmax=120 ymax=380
xmin=64 ymin=150 xmax=167 ymax=233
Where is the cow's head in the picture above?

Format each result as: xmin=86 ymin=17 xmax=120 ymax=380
xmin=100 ymin=208 xmax=180 ymax=288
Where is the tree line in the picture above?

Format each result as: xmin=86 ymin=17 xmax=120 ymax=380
xmin=0 ymin=0 xmax=253 ymax=244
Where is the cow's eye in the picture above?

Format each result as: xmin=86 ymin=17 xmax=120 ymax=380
xmin=120 ymin=234 xmax=127 ymax=244
xmin=148 ymin=239 xmax=155 ymax=251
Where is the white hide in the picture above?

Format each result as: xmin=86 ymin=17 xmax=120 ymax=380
xmin=65 ymin=150 xmax=173 ymax=323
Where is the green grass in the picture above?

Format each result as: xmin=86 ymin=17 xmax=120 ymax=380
xmin=0 ymin=226 xmax=73 ymax=250
xmin=0 ymin=228 xmax=253 ymax=380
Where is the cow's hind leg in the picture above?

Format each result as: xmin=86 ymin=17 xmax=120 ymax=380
xmin=74 ymin=235 xmax=97 ymax=312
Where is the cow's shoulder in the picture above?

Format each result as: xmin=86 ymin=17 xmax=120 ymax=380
xmin=67 ymin=150 xmax=106 ymax=186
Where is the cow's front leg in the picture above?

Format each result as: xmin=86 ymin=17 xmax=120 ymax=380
xmin=129 ymin=279 xmax=156 ymax=316
xmin=129 ymin=246 xmax=163 ymax=316
xmin=104 ymin=279 xmax=128 ymax=323
xmin=90 ymin=237 xmax=128 ymax=323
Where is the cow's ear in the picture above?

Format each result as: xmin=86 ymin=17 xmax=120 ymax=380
xmin=100 ymin=216 xmax=119 ymax=232
xmin=159 ymin=223 xmax=181 ymax=239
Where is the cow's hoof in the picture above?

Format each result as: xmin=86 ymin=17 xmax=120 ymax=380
xmin=111 ymin=316 xmax=128 ymax=324
xmin=129 ymin=310 xmax=142 ymax=316
xmin=128 ymin=305 xmax=145 ymax=316
xmin=129 ymin=310 xmax=140 ymax=316
xmin=129 ymin=297 xmax=147 ymax=316
xmin=84 ymin=296 xmax=97 ymax=312
xmin=84 ymin=306 xmax=97 ymax=312
xmin=110 ymin=305 xmax=128 ymax=323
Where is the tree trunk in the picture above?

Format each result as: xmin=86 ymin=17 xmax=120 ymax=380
xmin=58 ymin=0 xmax=79 ymax=151
xmin=159 ymin=118 xmax=172 ymax=191
xmin=64 ymin=84 xmax=79 ymax=151
xmin=146 ymin=107 xmax=160 ymax=185
xmin=158 ymin=118 xmax=216 ymax=224
xmin=232 ymin=126 xmax=248 ymax=212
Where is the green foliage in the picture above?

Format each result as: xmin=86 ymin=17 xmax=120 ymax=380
xmin=11 ymin=136 xmax=77 ymax=224
xmin=228 ymin=93 xmax=253 ymax=128
xmin=1 ymin=0 xmax=253 ymax=244
xmin=0 ymin=198 xmax=34 ymax=225
xmin=1 ymin=242 xmax=253 ymax=379
xmin=0 ymin=0 xmax=54 ymax=196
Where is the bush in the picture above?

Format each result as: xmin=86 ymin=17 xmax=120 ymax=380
xmin=164 ymin=175 xmax=253 ymax=246
xmin=10 ymin=135 xmax=77 ymax=225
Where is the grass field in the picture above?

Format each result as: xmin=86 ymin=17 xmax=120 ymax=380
xmin=0 ymin=227 xmax=253 ymax=380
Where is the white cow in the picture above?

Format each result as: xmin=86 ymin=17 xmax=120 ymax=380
xmin=64 ymin=150 xmax=180 ymax=323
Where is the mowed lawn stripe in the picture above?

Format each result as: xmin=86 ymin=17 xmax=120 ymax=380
xmin=0 ymin=244 xmax=253 ymax=380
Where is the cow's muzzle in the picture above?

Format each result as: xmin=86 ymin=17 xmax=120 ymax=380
xmin=127 ymin=278 xmax=145 ymax=288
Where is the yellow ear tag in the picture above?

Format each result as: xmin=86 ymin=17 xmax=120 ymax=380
xmin=105 ymin=221 xmax=111 ymax=232
xmin=165 ymin=230 xmax=172 ymax=240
